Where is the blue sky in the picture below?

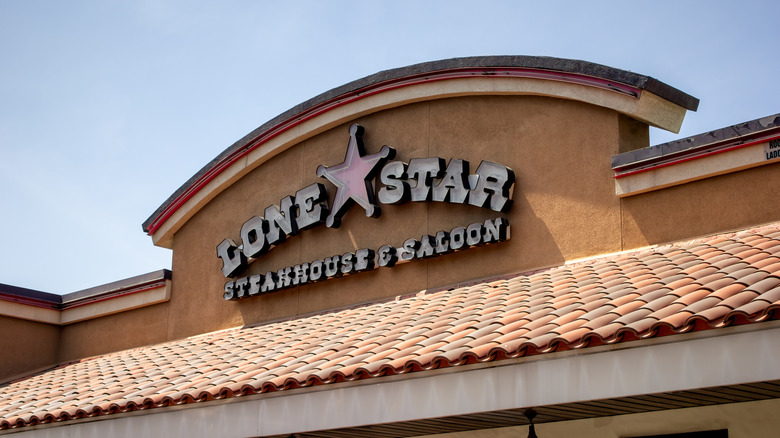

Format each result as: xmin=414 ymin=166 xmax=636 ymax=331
xmin=1 ymin=0 xmax=778 ymax=294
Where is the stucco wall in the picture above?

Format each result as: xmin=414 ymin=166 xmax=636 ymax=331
xmin=166 ymin=95 xmax=635 ymax=338
xmin=0 ymin=315 xmax=59 ymax=382
xmin=57 ymin=303 xmax=171 ymax=363
xmin=621 ymin=161 xmax=780 ymax=248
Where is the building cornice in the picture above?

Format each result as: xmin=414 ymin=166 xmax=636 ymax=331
xmin=612 ymin=113 xmax=780 ymax=196
xmin=0 ymin=270 xmax=171 ymax=325
xmin=142 ymin=56 xmax=698 ymax=248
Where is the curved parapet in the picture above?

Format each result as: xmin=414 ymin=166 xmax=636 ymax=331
xmin=143 ymin=55 xmax=697 ymax=249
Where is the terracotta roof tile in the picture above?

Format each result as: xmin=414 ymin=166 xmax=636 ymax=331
xmin=756 ymin=285 xmax=780 ymax=303
xmin=4 ymin=223 xmax=780 ymax=430
xmin=612 ymin=307 xmax=653 ymax=325
xmin=732 ymin=300 xmax=772 ymax=318
xmin=695 ymin=305 xmax=733 ymax=322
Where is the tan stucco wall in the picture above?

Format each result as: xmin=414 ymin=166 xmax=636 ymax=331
xmin=0 ymin=302 xmax=171 ymax=377
xmin=166 ymin=95 xmax=635 ymax=338
xmin=0 ymin=315 xmax=59 ymax=382
xmin=419 ymin=398 xmax=780 ymax=438
xmin=621 ymin=161 xmax=780 ymax=248
xmin=57 ymin=302 xmax=170 ymax=363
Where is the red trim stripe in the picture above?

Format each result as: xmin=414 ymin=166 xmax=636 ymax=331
xmin=147 ymin=68 xmax=641 ymax=235
xmin=614 ymin=133 xmax=780 ymax=179
xmin=62 ymin=281 xmax=168 ymax=310
xmin=0 ymin=280 xmax=168 ymax=310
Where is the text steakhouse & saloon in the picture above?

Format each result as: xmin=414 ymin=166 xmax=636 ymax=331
xmin=218 ymin=124 xmax=515 ymax=300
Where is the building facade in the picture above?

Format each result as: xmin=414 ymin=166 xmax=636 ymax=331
xmin=1 ymin=56 xmax=779 ymax=437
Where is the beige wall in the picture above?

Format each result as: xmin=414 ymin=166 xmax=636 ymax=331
xmin=420 ymin=398 xmax=780 ymax=438
xmin=1 ymin=302 xmax=173 ymax=379
xmin=0 ymin=315 xmax=59 ymax=382
xmin=167 ymin=95 xmax=637 ymax=338
xmin=621 ymin=161 xmax=780 ymax=248
xmin=57 ymin=302 xmax=171 ymax=363
xmin=165 ymin=94 xmax=780 ymax=339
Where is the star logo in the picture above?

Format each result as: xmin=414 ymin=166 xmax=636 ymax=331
xmin=317 ymin=124 xmax=395 ymax=228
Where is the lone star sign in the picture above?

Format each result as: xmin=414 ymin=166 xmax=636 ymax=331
xmin=317 ymin=124 xmax=396 ymax=228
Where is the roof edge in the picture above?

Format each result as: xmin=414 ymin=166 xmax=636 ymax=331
xmin=613 ymin=113 xmax=780 ymax=170
xmin=142 ymin=55 xmax=698 ymax=236
xmin=0 ymin=270 xmax=172 ymax=311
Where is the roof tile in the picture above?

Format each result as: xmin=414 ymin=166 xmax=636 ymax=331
xmin=746 ymin=277 xmax=780 ymax=294
xmin=755 ymin=285 xmax=780 ymax=304
xmin=4 ymin=223 xmax=780 ymax=430
xmin=612 ymin=307 xmax=653 ymax=325
xmin=731 ymin=300 xmax=772 ymax=317
xmin=721 ymin=289 xmax=758 ymax=310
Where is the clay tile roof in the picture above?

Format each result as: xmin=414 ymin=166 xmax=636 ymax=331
xmin=2 ymin=223 xmax=780 ymax=430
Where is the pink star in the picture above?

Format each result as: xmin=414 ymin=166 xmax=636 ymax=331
xmin=317 ymin=124 xmax=395 ymax=228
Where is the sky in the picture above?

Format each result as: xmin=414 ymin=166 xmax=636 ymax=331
xmin=1 ymin=0 xmax=778 ymax=294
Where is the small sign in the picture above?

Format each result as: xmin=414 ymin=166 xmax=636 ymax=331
xmin=766 ymin=139 xmax=780 ymax=161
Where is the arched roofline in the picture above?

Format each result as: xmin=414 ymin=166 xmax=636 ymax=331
xmin=143 ymin=56 xmax=698 ymax=248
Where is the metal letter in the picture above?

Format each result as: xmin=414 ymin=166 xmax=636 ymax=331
xmin=292 ymin=263 xmax=310 ymax=286
xmin=377 ymin=245 xmax=397 ymax=268
xmin=468 ymin=161 xmax=515 ymax=212
xmin=295 ymin=183 xmax=329 ymax=230
xmin=223 ymin=281 xmax=237 ymax=301
xmin=466 ymin=222 xmax=483 ymax=246
xmin=217 ymin=238 xmax=247 ymax=278
xmin=483 ymin=218 xmax=509 ymax=243
xmin=276 ymin=266 xmax=293 ymax=289
xmin=432 ymin=159 xmax=470 ymax=204
xmin=378 ymin=161 xmax=410 ymax=204
xmin=309 ymin=260 xmax=324 ymax=282
xmin=240 ymin=216 xmax=269 ymax=259
xmin=324 ymin=255 xmax=342 ymax=277
xmin=450 ymin=226 xmax=466 ymax=250
xmin=248 ymin=275 xmax=262 ymax=296
xmin=400 ymin=238 xmax=421 ymax=261
xmin=416 ymin=235 xmax=436 ymax=258
xmin=235 ymin=277 xmax=250 ymax=299
xmin=408 ymin=157 xmax=445 ymax=202
xmin=341 ymin=252 xmax=355 ymax=274
xmin=354 ymin=248 xmax=375 ymax=271
xmin=261 ymin=272 xmax=277 ymax=293
xmin=434 ymin=230 xmax=451 ymax=255
xmin=265 ymin=195 xmax=298 ymax=246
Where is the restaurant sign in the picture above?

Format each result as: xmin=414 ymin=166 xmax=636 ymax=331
xmin=219 ymin=124 xmax=515 ymax=300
